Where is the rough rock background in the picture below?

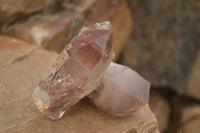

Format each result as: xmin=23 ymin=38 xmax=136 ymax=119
xmin=0 ymin=0 xmax=200 ymax=133
xmin=1 ymin=0 xmax=132 ymax=59
xmin=122 ymin=0 xmax=200 ymax=97
xmin=119 ymin=0 xmax=200 ymax=132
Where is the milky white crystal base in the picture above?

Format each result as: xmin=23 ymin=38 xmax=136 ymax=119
xmin=90 ymin=62 xmax=150 ymax=116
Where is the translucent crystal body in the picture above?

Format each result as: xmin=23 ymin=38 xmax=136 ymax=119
xmin=33 ymin=21 xmax=113 ymax=120
xmin=90 ymin=62 xmax=150 ymax=116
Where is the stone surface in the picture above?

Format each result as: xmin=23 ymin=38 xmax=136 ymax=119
xmin=0 ymin=36 xmax=159 ymax=133
xmin=81 ymin=0 xmax=133 ymax=59
xmin=33 ymin=22 xmax=114 ymax=120
xmin=149 ymin=90 xmax=171 ymax=132
xmin=178 ymin=105 xmax=200 ymax=133
xmin=6 ymin=12 xmax=71 ymax=52
xmin=0 ymin=0 xmax=53 ymax=26
xmin=121 ymin=0 xmax=200 ymax=98
xmin=186 ymin=52 xmax=200 ymax=99
xmin=90 ymin=62 xmax=150 ymax=116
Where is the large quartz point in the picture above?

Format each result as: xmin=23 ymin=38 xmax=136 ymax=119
xmin=33 ymin=21 xmax=113 ymax=120
xmin=90 ymin=62 xmax=150 ymax=116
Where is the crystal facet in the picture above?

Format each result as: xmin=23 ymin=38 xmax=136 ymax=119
xmin=33 ymin=21 xmax=113 ymax=120
xmin=90 ymin=62 xmax=150 ymax=116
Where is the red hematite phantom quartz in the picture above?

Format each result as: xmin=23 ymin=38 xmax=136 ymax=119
xmin=33 ymin=21 xmax=114 ymax=120
xmin=90 ymin=62 xmax=150 ymax=116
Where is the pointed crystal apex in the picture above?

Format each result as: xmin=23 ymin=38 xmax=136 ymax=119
xmin=90 ymin=62 xmax=150 ymax=116
xmin=80 ymin=21 xmax=111 ymax=34
xmin=94 ymin=21 xmax=111 ymax=30
xmin=68 ymin=21 xmax=113 ymax=71
xmin=94 ymin=30 xmax=112 ymax=50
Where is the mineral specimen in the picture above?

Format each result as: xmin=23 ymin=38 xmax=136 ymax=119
xmin=89 ymin=62 xmax=150 ymax=116
xmin=33 ymin=21 xmax=114 ymax=120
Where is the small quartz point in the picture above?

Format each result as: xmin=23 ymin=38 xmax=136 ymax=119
xmin=89 ymin=62 xmax=150 ymax=116
xmin=33 ymin=21 xmax=113 ymax=120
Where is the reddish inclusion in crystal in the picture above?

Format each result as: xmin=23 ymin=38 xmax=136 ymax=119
xmin=68 ymin=30 xmax=111 ymax=70
xmin=73 ymin=44 xmax=102 ymax=70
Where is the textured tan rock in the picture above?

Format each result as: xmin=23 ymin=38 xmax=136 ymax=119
xmin=150 ymin=91 xmax=171 ymax=132
xmin=178 ymin=105 xmax=200 ymax=133
xmin=186 ymin=52 xmax=200 ymax=99
xmin=0 ymin=0 xmax=53 ymax=26
xmin=6 ymin=12 xmax=71 ymax=52
xmin=0 ymin=36 xmax=159 ymax=133
xmin=81 ymin=0 xmax=133 ymax=59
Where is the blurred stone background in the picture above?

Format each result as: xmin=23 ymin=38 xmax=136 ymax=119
xmin=0 ymin=0 xmax=200 ymax=133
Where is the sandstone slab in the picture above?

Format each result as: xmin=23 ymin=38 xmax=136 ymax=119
xmin=186 ymin=52 xmax=200 ymax=99
xmin=6 ymin=12 xmax=71 ymax=52
xmin=0 ymin=0 xmax=53 ymax=26
xmin=0 ymin=36 xmax=159 ymax=133
xmin=150 ymin=90 xmax=171 ymax=132
xmin=178 ymin=105 xmax=200 ymax=133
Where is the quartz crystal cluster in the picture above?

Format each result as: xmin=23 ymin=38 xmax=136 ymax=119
xmin=33 ymin=21 xmax=113 ymax=119
xmin=33 ymin=21 xmax=150 ymax=120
